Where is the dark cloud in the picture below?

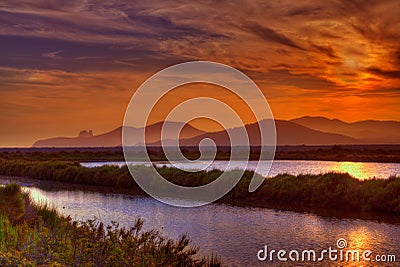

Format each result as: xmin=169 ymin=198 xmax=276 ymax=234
xmin=274 ymin=49 xmax=291 ymax=55
xmin=0 ymin=35 xmax=174 ymax=72
xmin=267 ymin=69 xmax=339 ymax=90
xmin=316 ymin=31 xmax=341 ymax=39
xmin=358 ymin=87 xmax=400 ymax=96
xmin=132 ymin=15 xmax=228 ymax=40
xmin=367 ymin=67 xmax=400 ymax=79
xmin=286 ymin=6 xmax=323 ymax=16
xmin=271 ymin=63 xmax=296 ymax=69
xmin=311 ymin=44 xmax=338 ymax=59
xmin=338 ymin=72 xmax=359 ymax=77
xmin=241 ymin=22 xmax=304 ymax=50
xmin=334 ymin=0 xmax=399 ymax=44
xmin=0 ymin=0 xmax=81 ymax=12
xmin=245 ymin=68 xmax=339 ymax=91
xmin=0 ymin=10 xmax=159 ymax=40
xmin=395 ymin=50 xmax=400 ymax=66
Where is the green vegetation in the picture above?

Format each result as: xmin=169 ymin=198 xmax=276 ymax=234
xmin=0 ymin=149 xmax=125 ymax=162
xmin=230 ymin=172 xmax=400 ymax=214
xmin=0 ymin=183 xmax=26 ymax=222
xmin=0 ymin=159 xmax=399 ymax=215
xmin=0 ymin=160 xmax=136 ymax=189
xmin=0 ymin=183 xmax=221 ymax=266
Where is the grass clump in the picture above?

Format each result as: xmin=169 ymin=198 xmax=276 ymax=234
xmin=0 ymin=183 xmax=26 ymax=222
xmin=0 ymin=184 xmax=221 ymax=266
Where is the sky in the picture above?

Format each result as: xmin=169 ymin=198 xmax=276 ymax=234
xmin=0 ymin=0 xmax=399 ymax=147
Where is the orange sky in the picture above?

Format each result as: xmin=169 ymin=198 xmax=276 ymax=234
xmin=0 ymin=1 xmax=399 ymax=147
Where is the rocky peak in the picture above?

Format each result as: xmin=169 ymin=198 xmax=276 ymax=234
xmin=78 ymin=130 xmax=93 ymax=138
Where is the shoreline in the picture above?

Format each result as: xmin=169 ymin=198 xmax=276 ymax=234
xmin=1 ymin=145 xmax=400 ymax=163
xmin=2 ymin=173 xmax=400 ymax=225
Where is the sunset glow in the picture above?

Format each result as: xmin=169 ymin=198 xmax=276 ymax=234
xmin=0 ymin=1 xmax=399 ymax=146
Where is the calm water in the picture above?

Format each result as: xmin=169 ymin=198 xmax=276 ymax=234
xmin=3 ymin=160 xmax=400 ymax=266
xmin=20 ymin=185 xmax=399 ymax=266
xmin=82 ymin=160 xmax=400 ymax=180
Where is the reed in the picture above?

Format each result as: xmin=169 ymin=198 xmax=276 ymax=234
xmin=0 ymin=183 xmax=221 ymax=266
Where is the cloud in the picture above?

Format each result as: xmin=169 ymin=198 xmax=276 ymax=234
xmin=42 ymin=50 xmax=62 ymax=59
xmin=1 ymin=0 xmax=400 ymax=146
xmin=286 ymin=5 xmax=323 ymax=16
xmin=310 ymin=44 xmax=338 ymax=59
xmin=240 ymin=21 xmax=304 ymax=50
xmin=367 ymin=68 xmax=400 ymax=79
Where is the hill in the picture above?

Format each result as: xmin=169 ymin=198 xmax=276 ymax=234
xmin=33 ymin=122 xmax=205 ymax=148
xmin=157 ymin=119 xmax=358 ymax=146
xmin=291 ymin=116 xmax=400 ymax=143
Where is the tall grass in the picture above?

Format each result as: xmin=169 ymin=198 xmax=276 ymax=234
xmin=225 ymin=172 xmax=400 ymax=213
xmin=0 ymin=184 xmax=221 ymax=266
xmin=0 ymin=183 xmax=26 ymax=222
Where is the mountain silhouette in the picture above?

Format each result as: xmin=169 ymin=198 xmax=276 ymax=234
xmin=154 ymin=119 xmax=358 ymax=146
xmin=32 ymin=122 xmax=205 ymax=147
xmin=291 ymin=116 xmax=400 ymax=144
xmin=32 ymin=117 xmax=399 ymax=148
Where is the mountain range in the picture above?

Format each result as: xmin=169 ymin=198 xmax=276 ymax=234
xmin=291 ymin=116 xmax=400 ymax=144
xmin=32 ymin=116 xmax=400 ymax=147
xmin=33 ymin=122 xmax=205 ymax=147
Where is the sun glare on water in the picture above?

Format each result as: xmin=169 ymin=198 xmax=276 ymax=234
xmin=333 ymin=162 xmax=373 ymax=180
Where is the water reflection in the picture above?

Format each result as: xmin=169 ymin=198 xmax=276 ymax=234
xmin=332 ymin=162 xmax=380 ymax=180
xmin=340 ymin=227 xmax=387 ymax=267
xmin=348 ymin=227 xmax=372 ymax=251
xmin=22 ymin=185 xmax=400 ymax=266
xmin=82 ymin=160 xmax=400 ymax=180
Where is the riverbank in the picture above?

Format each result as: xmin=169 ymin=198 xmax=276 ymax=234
xmin=0 ymin=183 xmax=221 ymax=266
xmin=0 ymin=160 xmax=399 ymax=218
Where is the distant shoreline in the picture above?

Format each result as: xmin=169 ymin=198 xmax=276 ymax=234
xmin=1 ymin=145 xmax=400 ymax=163
xmin=2 ymin=144 xmax=400 ymax=151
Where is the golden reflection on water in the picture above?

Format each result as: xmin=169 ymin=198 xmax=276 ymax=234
xmin=331 ymin=162 xmax=374 ymax=180
xmin=341 ymin=227 xmax=375 ymax=267
xmin=348 ymin=227 xmax=373 ymax=251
